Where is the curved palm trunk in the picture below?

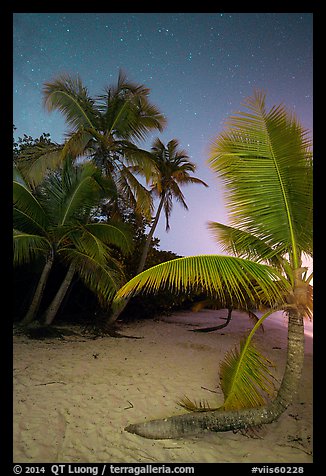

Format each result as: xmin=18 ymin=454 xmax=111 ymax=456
xmin=106 ymin=194 xmax=165 ymax=327
xmin=189 ymin=308 xmax=233 ymax=333
xmin=20 ymin=251 xmax=54 ymax=326
xmin=136 ymin=193 xmax=165 ymax=275
xmin=125 ymin=309 xmax=305 ymax=439
xmin=43 ymin=263 xmax=76 ymax=326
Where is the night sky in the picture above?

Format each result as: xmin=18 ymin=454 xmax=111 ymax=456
xmin=13 ymin=12 xmax=313 ymax=258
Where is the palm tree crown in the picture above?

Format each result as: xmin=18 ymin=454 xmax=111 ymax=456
xmin=18 ymin=70 xmax=167 ymax=220
xmin=148 ymin=138 xmax=208 ymax=231
xmin=112 ymin=91 xmax=313 ymax=439
xmin=208 ymin=90 xmax=312 ymax=272
xmin=14 ymin=159 xmax=133 ymax=325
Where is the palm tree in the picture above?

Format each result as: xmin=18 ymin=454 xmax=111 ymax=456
xmin=17 ymin=70 xmax=166 ymax=220
xmin=105 ymin=138 xmax=208 ymax=326
xmin=136 ymin=138 xmax=208 ymax=273
xmin=14 ymin=159 xmax=133 ymax=327
xmin=112 ymin=91 xmax=313 ymax=439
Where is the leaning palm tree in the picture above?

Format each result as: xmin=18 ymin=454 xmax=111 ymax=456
xmin=14 ymin=158 xmax=133 ymax=327
xmin=18 ymin=70 xmax=166 ymax=220
xmin=112 ymin=90 xmax=313 ymax=439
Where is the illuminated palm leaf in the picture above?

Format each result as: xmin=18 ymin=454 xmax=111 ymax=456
xmin=208 ymin=222 xmax=285 ymax=267
xmin=220 ymin=338 xmax=276 ymax=410
xmin=114 ymin=254 xmax=289 ymax=309
xmin=209 ymin=90 xmax=313 ymax=264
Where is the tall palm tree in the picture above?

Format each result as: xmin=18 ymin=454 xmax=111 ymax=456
xmin=112 ymin=91 xmax=313 ymax=439
xmin=14 ymin=159 xmax=133 ymax=327
xmin=136 ymin=138 xmax=208 ymax=274
xmin=18 ymin=70 xmax=166 ymax=220
xmin=105 ymin=138 xmax=208 ymax=326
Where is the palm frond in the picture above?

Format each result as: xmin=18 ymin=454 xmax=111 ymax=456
xmin=114 ymin=255 xmax=290 ymax=310
xmin=177 ymin=396 xmax=219 ymax=412
xmin=59 ymin=247 xmax=122 ymax=306
xmin=43 ymin=73 xmax=100 ymax=132
xmin=108 ymin=93 xmax=166 ymax=142
xmin=209 ymin=90 xmax=313 ymax=267
xmin=61 ymin=128 xmax=94 ymax=160
xmin=13 ymin=164 xmax=29 ymax=187
xmin=98 ymin=71 xmax=166 ymax=142
xmin=84 ymin=222 xmax=133 ymax=255
xmin=13 ymin=181 xmax=49 ymax=233
xmin=13 ymin=230 xmax=51 ymax=265
xmin=117 ymin=165 xmax=153 ymax=220
xmin=208 ymin=221 xmax=285 ymax=267
xmin=178 ymin=309 xmax=276 ymax=414
xmin=45 ymin=162 xmax=102 ymax=226
xmin=121 ymin=142 xmax=159 ymax=183
xmin=16 ymin=142 xmax=65 ymax=188
xmin=220 ymin=339 xmax=276 ymax=410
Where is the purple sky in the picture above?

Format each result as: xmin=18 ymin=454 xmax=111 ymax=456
xmin=13 ymin=12 xmax=313 ymax=260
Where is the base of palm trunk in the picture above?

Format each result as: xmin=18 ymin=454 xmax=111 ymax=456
xmin=125 ymin=402 xmax=285 ymax=439
xmin=125 ymin=310 xmax=305 ymax=440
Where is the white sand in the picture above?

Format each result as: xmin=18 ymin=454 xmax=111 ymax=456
xmin=13 ymin=309 xmax=313 ymax=463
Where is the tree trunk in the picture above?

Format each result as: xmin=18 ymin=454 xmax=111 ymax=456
xmin=136 ymin=193 xmax=165 ymax=275
xmin=105 ymin=194 xmax=166 ymax=327
xmin=125 ymin=309 xmax=305 ymax=439
xmin=189 ymin=308 xmax=233 ymax=333
xmin=43 ymin=263 xmax=75 ymax=326
xmin=20 ymin=251 xmax=54 ymax=327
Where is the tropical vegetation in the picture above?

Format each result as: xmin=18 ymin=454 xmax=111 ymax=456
xmin=106 ymin=137 xmax=208 ymax=325
xmin=13 ymin=71 xmax=208 ymax=328
xmin=13 ymin=73 xmax=313 ymax=438
xmin=112 ymin=90 xmax=313 ymax=438
xmin=13 ymin=157 xmax=133 ymax=327
xmin=16 ymin=70 xmax=166 ymax=221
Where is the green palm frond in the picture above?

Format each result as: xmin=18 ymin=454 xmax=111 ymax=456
xmin=13 ymin=208 xmax=47 ymax=237
xmin=208 ymin=222 xmax=285 ymax=267
xmin=83 ymin=222 xmax=133 ymax=255
xmin=13 ymin=181 xmax=49 ymax=233
xmin=106 ymin=93 xmax=166 ymax=142
xmin=43 ymin=74 xmax=100 ymax=132
xmin=114 ymin=255 xmax=289 ymax=309
xmin=61 ymin=128 xmax=94 ymax=160
xmin=209 ymin=90 xmax=313 ymax=268
xmin=13 ymin=164 xmax=29 ymax=188
xmin=127 ymin=95 xmax=167 ymax=141
xmin=66 ymin=228 xmax=110 ymax=265
xmin=117 ymin=165 xmax=153 ymax=219
xmin=180 ymin=342 xmax=277 ymax=414
xmin=59 ymin=247 xmax=122 ymax=306
xmin=17 ymin=142 xmax=65 ymax=188
xmin=220 ymin=338 xmax=276 ymax=410
xmin=13 ymin=230 xmax=51 ymax=265
xmin=178 ymin=309 xmax=276 ymax=414
xmin=122 ymin=142 xmax=159 ymax=183
xmin=96 ymin=70 xmax=166 ymax=142
xmin=44 ymin=162 xmax=103 ymax=226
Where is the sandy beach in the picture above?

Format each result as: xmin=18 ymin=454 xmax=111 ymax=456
xmin=13 ymin=309 xmax=313 ymax=463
